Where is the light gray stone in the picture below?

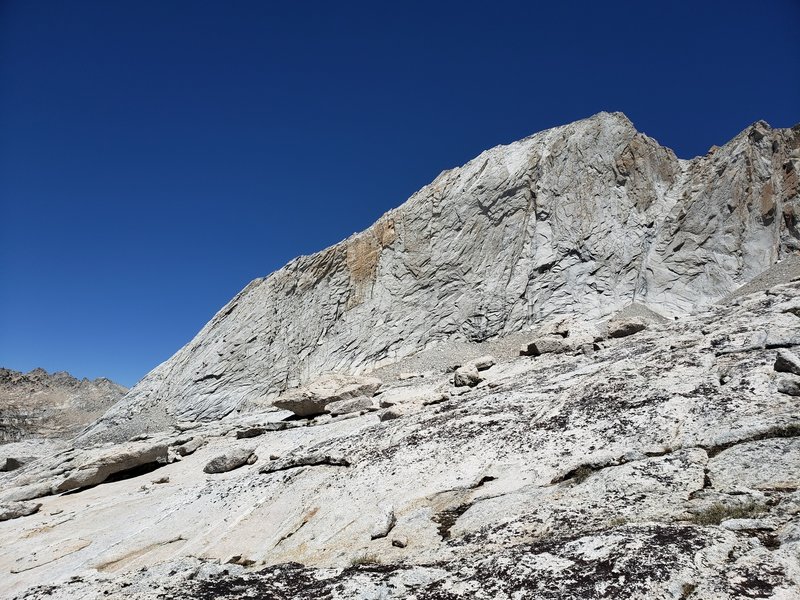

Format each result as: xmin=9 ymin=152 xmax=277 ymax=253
xmin=325 ymin=396 xmax=375 ymax=416
xmin=175 ymin=436 xmax=206 ymax=456
xmin=55 ymin=440 xmax=169 ymax=493
xmin=203 ymin=447 xmax=255 ymax=474
xmin=607 ymin=317 xmax=648 ymax=339
xmin=272 ymin=374 xmax=382 ymax=417
xmin=453 ymin=364 xmax=482 ymax=387
xmin=520 ymin=336 xmax=571 ymax=356
xmin=470 ymin=355 xmax=496 ymax=371
xmin=0 ymin=501 xmax=41 ymax=522
xmin=370 ymin=506 xmax=396 ymax=539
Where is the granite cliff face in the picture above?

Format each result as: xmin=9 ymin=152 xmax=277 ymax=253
xmin=0 ymin=368 xmax=126 ymax=443
xmin=83 ymin=112 xmax=800 ymax=444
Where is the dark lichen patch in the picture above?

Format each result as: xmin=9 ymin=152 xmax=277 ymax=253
xmin=419 ymin=524 xmax=714 ymax=599
xmin=728 ymin=562 xmax=787 ymax=598
xmin=552 ymin=463 xmax=599 ymax=484
xmin=150 ymin=523 xmax=793 ymax=600
xmin=188 ymin=562 xmax=326 ymax=600
xmin=704 ymin=422 xmax=800 ymax=457
xmin=679 ymin=582 xmax=698 ymax=599
xmin=432 ymin=502 xmax=473 ymax=540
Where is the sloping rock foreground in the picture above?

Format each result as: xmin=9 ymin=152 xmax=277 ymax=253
xmin=0 ymin=368 xmax=126 ymax=443
xmin=3 ymin=278 xmax=800 ymax=598
xmin=80 ymin=112 xmax=800 ymax=444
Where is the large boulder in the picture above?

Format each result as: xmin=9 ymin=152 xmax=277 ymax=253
xmin=273 ymin=374 xmax=382 ymax=417
xmin=520 ymin=336 xmax=572 ymax=357
xmin=0 ymin=457 xmax=23 ymax=472
xmin=470 ymin=355 xmax=497 ymax=371
xmin=453 ymin=364 xmax=482 ymax=387
xmin=0 ymin=501 xmax=41 ymax=522
xmin=325 ymin=396 xmax=376 ymax=416
xmin=777 ymin=376 xmax=800 ymax=396
xmin=607 ymin=317 xmax=648 ymax=338
xmin=203 ymin=446 xmax=256 ymax=474
xmin=55 ymin=440 xmax=169 ymax=493
xmin=376 ymin=382 xmax=447 ymax=408
xmin=775 ymin=349 xmax=800 ymax=375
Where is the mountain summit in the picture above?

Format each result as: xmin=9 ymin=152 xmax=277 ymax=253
xmin=83 ymin=112 xmax=800 ymax=444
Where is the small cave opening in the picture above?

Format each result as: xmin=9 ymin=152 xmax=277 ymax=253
xmin=61 ymin=460 xmax=169 ymax=496
xmin=102 ymin=460 xmax=168 ymax=484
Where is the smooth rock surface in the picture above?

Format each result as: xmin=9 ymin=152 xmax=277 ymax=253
xmin=5 ymin=114 xmax=800 ymax=599
xmin=4 ymin=279 xmax=800 ymax=599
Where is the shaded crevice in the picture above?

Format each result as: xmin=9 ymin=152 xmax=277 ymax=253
xmin=704 ymin=423 xmax=800 ymax=457
xmin=550 ymin=424 xmax=800 ymax=487
xmin=275 ymin=520 xmax=308 ymax=547
xmin=260 ymin=454 xmax=351 ymax=475
xmin=472 ymin=475 xmax=497 ymax=489
xmin=551 ymin=449 xmax=673 ymax=485
xmin=433 ymin=503 xmax=472 ymax=540
xmin=714 ymin=337 xmax=800 ymax=356
xmin=61 ymin=460 xmax=169 ymax=496
xmin=194 ymin=373 xmax=224 ymax=383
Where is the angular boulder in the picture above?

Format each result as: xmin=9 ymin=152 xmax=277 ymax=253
xmin=0 ymin=457 xmax=23 ymax=472
xmin=777 ymin=376 xmax=800 ymax=396
xmin=607 ymin=317 xmax=648 ymax=339
xmin=775 ymin=349 xmax=800 ymax=375
xmin=325 ymin=396 xmax=375 ymax=416
xmin=0 ymin=500 xmax=41 ymax=522
xmin=453 ymin=364 xmax=482 ymax=387
xmin=370 ymin=506 xmax=396 ymax=539
xmin=203 ymin=447 xmax=256 ymax=474
xmin=520 ymin=336 xmax=572 ymax=357
xmin=470 ymin=355 xmax=497 ymax=371
xmin=273 ymin=374 xmax=382 ymax=417
xmin=175 ymin=437 xmax=207 ymax=457
xmin=56 ymin=440 xmax=170 ymax=493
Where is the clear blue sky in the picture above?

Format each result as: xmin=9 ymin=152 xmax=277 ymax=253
xmin=1 ymin=1 xmax=798 ymax=387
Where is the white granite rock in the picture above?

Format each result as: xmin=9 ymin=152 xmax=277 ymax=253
xmin=272 ymin=374 xmax=382 ymax=417
xmin=4 ymin=280 xmax=800 ymax=598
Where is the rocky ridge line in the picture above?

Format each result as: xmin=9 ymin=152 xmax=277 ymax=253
xmin=80 ymin=113 xmax=799 ymax=448
xmin=0 ymin=368 xmax=127 ymax=444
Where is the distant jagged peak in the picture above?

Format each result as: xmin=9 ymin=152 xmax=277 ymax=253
xmin=0 ymin=366 xmax=126 ymax=390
